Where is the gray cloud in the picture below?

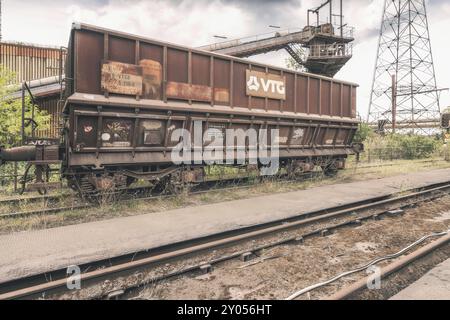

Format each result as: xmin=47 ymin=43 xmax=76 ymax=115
xmin=2 ymin=0 xmax=449 ymax=115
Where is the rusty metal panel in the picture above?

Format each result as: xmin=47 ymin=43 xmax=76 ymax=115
xmin=166 ymin=82 xmax=212 ymax=102
xmin=321 ymin=80 xmax=331 ymax=116
xmin=108 ymin=36 xmax=135 ymax=64
xmin=351 ymin=86 xmax=357 ymax=118
xmin=214 ymin=88 xmax=230 ymax=105
xmin=296 ymin=75 xmax=308 ymax=114
xmin=323 ymin=128 xmax=337 ymax=145
xmin=139 ymin=59 xmax=162 ymax=100
xmin=267 ymin=68 xmax=283 ymax=111
xmin=167 ymin=48 xmax=188 ymax=83
xmin=213 ymin=59 xmax=230 ymax=86
xmin=69 ymin=25 xmax=358 ymax=120
xmin=309 ymin=78 xmax=320 ymax=115
xmin=266 ymin=98 xmax=279 ymax=111
xmin=139 ymin=43 xmax=163 ymax=99
xmin=251 ymin=96 xmax=265 ymax=110
xmin=336 ymin=129 xmax=349 ymax=145
xmin=277 ymin=126 xmax=291 ymax=145
xmin=212 ymin=58 xmax=230 ymax=106
xmin=192 ymin=53 xmax=210 ymax=86
xmin=332 ymin=82 xmax=342 ymax=117
xmin=101 ymin=60 xmax=143 ymax=95
xmin=75 ymin=31 xmax=104 ymax=93
xmin=315 ymin=128 xmax=326 ymax=145
xmin=233 ymin=62 xmax=249 ymax=109
xmin=284 ymin=73 xmax=295 ymax=113
xmin=139 ymin=43 xmax=163 ymax=64
xmin=0 ymin=42 xmax=66 ymax=85
xmin=342 ymin=84 xmax=351 ymax=117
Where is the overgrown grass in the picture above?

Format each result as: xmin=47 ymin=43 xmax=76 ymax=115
xmin=355 ymin=124 xmax=446 ymax=162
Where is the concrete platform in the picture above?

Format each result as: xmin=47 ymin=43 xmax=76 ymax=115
xmin=390 ymin=258 xmax=450 ymax=300
xmin=1 ymin=168 xmax=450 ymax=283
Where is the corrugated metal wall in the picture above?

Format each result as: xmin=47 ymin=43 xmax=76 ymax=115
xmin=0 ymin=42 xmax=66 ymax=83
xmin=34 ymin=96 xmax=62 ymax=138
xmin=0 ymin=42 xmax=67 ymax=139
xmin=71 ymin=26 xmax=357 ymax=119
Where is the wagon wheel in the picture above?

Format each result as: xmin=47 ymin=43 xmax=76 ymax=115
xmin=167 ymin=183 xmax=186 ymax=195
xmin=285 ymin=161 xmax=301 ymax=180
xmin=75 ymin=175 xmax=96 ymax=201
xmin=321 ymin=159 xmax=338 ymax=177
xmin=161 ymin=172 xmax=189 ymax=195
xmin=19 ymin=163 xmax=33 ymax=195
xmin=35 ymin=165 xmax=51 ymax=195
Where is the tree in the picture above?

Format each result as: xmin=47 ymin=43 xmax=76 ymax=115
xmin=0 ymin=65 xmax=50 ymax=147
xmin=353 ymin=123 xmax=373 ymax=144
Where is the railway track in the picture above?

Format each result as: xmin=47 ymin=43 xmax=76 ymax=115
xmin=1 ymin=158 xmax=447 ymax=214
xmin=0 ymin=172 xmax=324 ymax=219
xmin=322 ymin=231 xmax=450 ymax=300
xmin=0 ymin=180 xmax=449 ymax=300
xmin=0 ymin=193 xmax=67 ymax=206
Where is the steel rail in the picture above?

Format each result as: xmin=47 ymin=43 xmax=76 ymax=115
xmin=1 ymin=158 xmax=445 ymax=209
xmin=286 ymin=230 xmax=449 ymax=300
xmin=324 ymin=232 xmax=450 ymax=300
xmin=0 ymin=193 xmax=67 ymax=206
xmin=0 ymin=172 xmax=323 ymax=219
xmin=0 ymin=204 xmax=91 ymax=219
xmin=96 ymin=192 xmax=448 ymax=301
xmin=0 ymin=180 xmax=449 ymax=300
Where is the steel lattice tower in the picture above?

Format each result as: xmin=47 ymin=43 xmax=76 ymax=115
xmin=368 ymin=0 xmax=442 ymax=134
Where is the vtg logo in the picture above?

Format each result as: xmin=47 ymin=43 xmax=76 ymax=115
xmin=246 ymin=70 xmax=286 ymax=100
xmin=247 ymin=76 xmax=286 ymax=95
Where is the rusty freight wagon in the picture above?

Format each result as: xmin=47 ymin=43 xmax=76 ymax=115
xmin=0 ymin=23 xmax=360 ymax=195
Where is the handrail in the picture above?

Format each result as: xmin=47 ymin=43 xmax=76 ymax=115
xmin=306 ymin=43 xmax=353 ymax=59
xmin=198 ymin=24 xmax=355 ymax=52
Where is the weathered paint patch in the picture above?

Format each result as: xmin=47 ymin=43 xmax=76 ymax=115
xmin=214 ymin=88 xmax=230 ymax=104
xmin=101 ymin=60 xmax=143 ymax=96
xmin=140 ymin=59 xmax=162 ymax=99
xmin=166 ymin=82 xmax=212 ymax=102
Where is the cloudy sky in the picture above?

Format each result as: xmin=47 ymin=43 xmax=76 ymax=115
xmin=2 ymin=0 xmax=449 ymax=117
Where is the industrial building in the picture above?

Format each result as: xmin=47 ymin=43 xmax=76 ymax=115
xmin=0 ymin=41 xmax=66 ymax=138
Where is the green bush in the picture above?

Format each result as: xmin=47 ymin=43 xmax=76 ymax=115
xmin=365 ymin=133 xmax=443 ymax=160
xmin=0 ymin=65 xmax=50 ymax=147
xmin=353 ymin=123 xmax=374 ymax=144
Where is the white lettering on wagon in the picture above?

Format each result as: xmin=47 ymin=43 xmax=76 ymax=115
xmin=246 ymin=70 xmax=286 ymax=100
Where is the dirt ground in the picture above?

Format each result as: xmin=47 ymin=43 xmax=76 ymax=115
xmin=131 ymin=197 xmax=450 ymax=299
xmin=128 ymin=196 xmax=450 ymax=300
xmin=56 ymin=193 xmax=450 ymax=300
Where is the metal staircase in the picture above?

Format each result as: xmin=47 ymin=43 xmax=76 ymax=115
xmin=198 ymin=0 xmax=354 ymax=78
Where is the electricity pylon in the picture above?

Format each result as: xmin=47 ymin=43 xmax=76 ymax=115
xmin=368 ymin=0 xmax=444 ymax=134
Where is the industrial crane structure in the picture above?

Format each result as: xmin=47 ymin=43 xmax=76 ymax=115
xmin=198 ymin=0 xmax=354 ymax=78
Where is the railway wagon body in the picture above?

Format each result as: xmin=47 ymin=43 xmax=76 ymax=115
xmin=60 ymin=23 xmax=359 ymax=192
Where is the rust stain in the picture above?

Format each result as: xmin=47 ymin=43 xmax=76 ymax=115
xmin=101 ymin=60 xmax=143 ymax=96
xmin=166 ymin=82 xmax=212 ymax=102
xmin=214 ymin=88 xmax=230 ymax=104
xmin=140 ymin=59 xmax=162 ymax=100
